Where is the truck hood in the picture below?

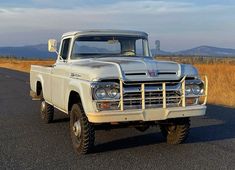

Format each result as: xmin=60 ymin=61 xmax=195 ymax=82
xmin=70 ymin=57 xmax=198 ymax=81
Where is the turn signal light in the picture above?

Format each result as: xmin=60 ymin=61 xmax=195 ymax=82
xmin=186 ymin=98 xmax=197 ymax=105
xmin=99 ymin=102 xmax=110 ymax=109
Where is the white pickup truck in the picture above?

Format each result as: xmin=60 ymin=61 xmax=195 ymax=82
xmin=30 ymin=30 xmax=208 ymax=155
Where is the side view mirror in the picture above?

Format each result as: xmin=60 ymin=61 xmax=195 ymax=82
xmin=48 ymin=39 xmax=57 ymax=52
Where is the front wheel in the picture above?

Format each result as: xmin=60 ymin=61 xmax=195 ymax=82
xmin=70 ymin=104 xmax=95 ymax=155
xmin=159 ymin=118 xmax=190 ymax=144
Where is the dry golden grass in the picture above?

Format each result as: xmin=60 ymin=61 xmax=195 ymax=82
xmin=195 ymin=64 xmax=235 ymax=107
xmin=0 ymin=58 xmax=234 ymax=107
xmin=0 ymin=59 xmax=54 ymax=73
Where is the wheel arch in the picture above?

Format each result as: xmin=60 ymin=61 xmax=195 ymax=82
xmin=68 ymin=91 xmax=83 ymax=113
xmin=65 ymin=79 xmax=94 ymax=115
xmin=34 ymin=74 xmax=44 ymax=96
xmin=36 ymin=81 xmax=42 ymax=96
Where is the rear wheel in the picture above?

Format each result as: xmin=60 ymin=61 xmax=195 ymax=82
xmin=70 ymin=104 xmax=95 ymax=155
xmin=40 ymin=100 xmax=54 ymax=123
xmin=159 ymin=118 xmax=190 ymax=144
xmin=40 ymin=91 xmax=54 ymax=123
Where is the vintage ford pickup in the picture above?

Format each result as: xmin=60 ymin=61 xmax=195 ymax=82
xmin=30 ymin=30 xmax=208 ymax=154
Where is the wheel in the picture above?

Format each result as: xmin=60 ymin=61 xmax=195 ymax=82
xmin=40 ymin=100 xmax=54 ymax=123
xmin=70 ymin=104 xmax=95 ymax=155
xmin=39 ymin=91 xmax=54 ymax=123
xmin=159 ymin=118 xmax=190 ymax=144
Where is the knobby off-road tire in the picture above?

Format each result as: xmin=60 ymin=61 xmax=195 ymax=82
xmin=70 ymin=104 xmax=95 ymax=155
xmin=159 ymin=118 xmax=190 ymax=144
xmin=40 ymin=91 xmax=54 ymax=123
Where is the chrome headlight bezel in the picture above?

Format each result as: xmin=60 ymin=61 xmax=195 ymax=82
xmin=91 ymin=82 xmax=120 ymax=100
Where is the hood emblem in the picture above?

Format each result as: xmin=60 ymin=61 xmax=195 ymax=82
xmin=148 ymin=70 xmax=158 ymax=77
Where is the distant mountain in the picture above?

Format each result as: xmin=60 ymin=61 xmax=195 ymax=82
xmin=151 ymin=49 xmax=172 ymax=56
xmin=76 ymin=45 xmax=110 ymax=53
xmin=0 ymin=44 xmax=235 ymax=58
xmin=0 ymin=44 xmax=56 ymax=59
xmin=174 ymin=46 xmax=235 ymax=57
xmin=0 ymin=44 xmax=112 ymax=59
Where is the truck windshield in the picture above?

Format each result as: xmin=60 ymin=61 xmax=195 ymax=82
xmin=71 ymin=36 xmax=151 ymax=59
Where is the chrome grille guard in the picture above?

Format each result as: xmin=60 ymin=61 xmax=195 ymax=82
xmin=118 ymin=75 xmax=208 ymax=111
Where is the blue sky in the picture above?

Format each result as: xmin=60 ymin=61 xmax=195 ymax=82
xmin=0 ymin=0 xmax=235 ymax=51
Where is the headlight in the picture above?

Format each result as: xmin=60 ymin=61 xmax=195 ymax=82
xmin=107 ymin=88 xmax=119 ymax=98
xmin=185 ymin=85 xmax=192 ymax=95
xmin=95 ymin=88 xmax=106 ymax=99
xmin=92 ymin=82 xmax=120 ymax=100
xmin=185 ymin=83 xmax=203 ymax=96
xmin=191 ymin=85 xmax=202 ymax=95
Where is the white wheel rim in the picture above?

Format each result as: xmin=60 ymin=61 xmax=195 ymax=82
xmin=41 ymin=101 xmax=46 ymax=112
xmin=73 ymin=120 xmax=82 ymax=137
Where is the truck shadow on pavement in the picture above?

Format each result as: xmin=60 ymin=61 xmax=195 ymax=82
xmin=53 ymin=117 xmax=70 ymax=123
xmin=187 ymin=104 xmax=235 ymax=143
xmin=92 ymin=104 xmax=235 ymax=153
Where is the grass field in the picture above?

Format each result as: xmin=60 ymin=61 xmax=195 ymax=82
xmin=0 ymin=59 xmax=54 ymax=73
xmin=0 ymin=57 xmax=234 ymax=107
xmin=195 ymin=64 xmax=235 ymax=107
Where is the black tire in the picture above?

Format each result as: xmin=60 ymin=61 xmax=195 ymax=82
xmin=40 ymin=100 xmax=54 ymax=123
xmin=40 ymin=90 xmax=54 ymax=123
xmin=159 ymin=118 xmax=190 ymax=144
xmin=70 ymin=104 xmax=95 ymax=155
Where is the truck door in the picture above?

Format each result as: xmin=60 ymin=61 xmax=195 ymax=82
xmin=51 ymin=38 xmax=71 ymax=110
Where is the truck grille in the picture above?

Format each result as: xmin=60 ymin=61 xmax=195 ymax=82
xmin=122 ymin=84 xmax=181 ymax=109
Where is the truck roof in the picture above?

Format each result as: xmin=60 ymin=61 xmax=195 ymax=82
xmin=62 ymin=29 xmax=148 ymax=38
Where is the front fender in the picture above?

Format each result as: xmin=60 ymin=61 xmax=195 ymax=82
xmin=181 ymin=64 xmax=199 ymax=77
xmin=65 ymin=79 xmax=95 ymax=114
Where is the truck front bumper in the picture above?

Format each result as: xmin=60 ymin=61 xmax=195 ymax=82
xmin=87 ymin=105 xmax=206 ymax=123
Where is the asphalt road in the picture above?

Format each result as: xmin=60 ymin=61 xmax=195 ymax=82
xmin=0 ymin=68 xmax=235 ymax=170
